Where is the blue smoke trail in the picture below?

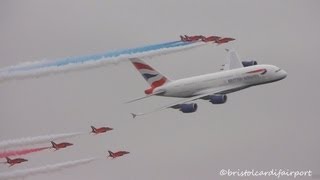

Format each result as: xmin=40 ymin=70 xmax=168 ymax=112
xmin=2 ymin=40 xmax=189 ymax=73
xmin=0 ymin=39 xmax=208 ymax=82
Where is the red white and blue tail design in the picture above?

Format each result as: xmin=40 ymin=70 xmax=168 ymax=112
xmin=130 ymin=58 xmax=170 ymax=94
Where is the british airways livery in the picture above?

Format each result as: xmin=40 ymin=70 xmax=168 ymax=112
xmin=128 ymin=49 xmax=287 ymax=117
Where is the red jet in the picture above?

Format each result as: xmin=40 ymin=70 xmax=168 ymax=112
xmin=5 ymin=157 xmax=28 ymax=167
xmin=91 ymin=126 xmax=113 ymax=135
xmin=215 ymin=37 xmax=235 ymax=45
xmin=180 ymin=35 xmax=204 ymax=42
xmin=51 ymin=141 xmax=73 ymax=150
xmin=108 ymin=150 xmax=130 ymax=159
xmin=201 ymin=36 xmax=221 ymax=42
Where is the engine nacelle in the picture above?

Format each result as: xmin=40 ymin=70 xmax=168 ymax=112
xmin=209 ymin=94 xmax=227 ymax=104
xmin=242 ymin=61 xmax=257 ymax=67
xmin=179 ymin=103 xmax=198 ymax=113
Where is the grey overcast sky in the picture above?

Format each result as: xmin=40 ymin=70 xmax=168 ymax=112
xmin=0 ymin=0 xmax=319 ymax=179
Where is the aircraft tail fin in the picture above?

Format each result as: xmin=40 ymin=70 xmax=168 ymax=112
xmin=129 ymin=58 xmax=170 ymax=88
xmin=224 ymin=49 xmax=243 ymax=70
xmin=5 ymin=157 xmax=11 ymax=163
xmin=91 ymin=126 xmax=97 ymax=133
xmin=108 ymin=150 xmax=114 ymax=157
xmin=131 ymin=113 xmax=138 ymax=119
xmin=51 ymin=141 xmax=57 ymax=149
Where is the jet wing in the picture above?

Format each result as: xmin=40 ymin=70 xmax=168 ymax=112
xmin=125 ymin=90 xmax=166 ymax=103
xmin=131 ymin=84 xmax=246 ymax=118
xmin=223 ymin=49 xmax=243 ymax=70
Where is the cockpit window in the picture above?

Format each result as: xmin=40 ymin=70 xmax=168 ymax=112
xmin=275 ymin=68 xmax=281 ymax=72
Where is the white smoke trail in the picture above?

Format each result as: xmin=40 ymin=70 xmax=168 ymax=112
xmin=0 ymin=41 xmax=208 ymax=83
xmin=0 ymin=157 xmax=96 ymax=180
xmin=0 ymin=132 xmax=84 ymax=150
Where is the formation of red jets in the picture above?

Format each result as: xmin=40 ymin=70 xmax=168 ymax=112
xmin=180 ymin=35 xmax=235 ymax=45
xmin=2 ymin=126 xmax=129 ymax=167
xmin=1 ymin=35 xmax=233 ymax=167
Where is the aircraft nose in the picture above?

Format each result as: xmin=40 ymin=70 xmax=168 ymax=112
xmin=280 ymin=69 xmax=287 ymax=79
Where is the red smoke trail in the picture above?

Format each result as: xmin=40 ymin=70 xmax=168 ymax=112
xmin=0 ymin=157 xmax=97 ymax=179
xmin=0 ymin=147 xmax=49 ymax=158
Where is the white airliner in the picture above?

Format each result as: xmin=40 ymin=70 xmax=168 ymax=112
xmin=128 ymin=49 xmax=287 ymax=117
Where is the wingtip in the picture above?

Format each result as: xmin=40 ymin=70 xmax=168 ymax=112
xmin=124 ymin=99 xmax=133 ymax=104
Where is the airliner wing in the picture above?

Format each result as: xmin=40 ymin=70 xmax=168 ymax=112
xmin=131 ymin=85 xmax=246 ymax=118
xmin=223 ymin=49 xmax=243 ymax=70
xmin=125 ymin=94 xmax=155 ymax=104
xmin=131 ymin=93 xmax=209 ymax=118
xmin=125 ymin=90 xmax=165 ymax=103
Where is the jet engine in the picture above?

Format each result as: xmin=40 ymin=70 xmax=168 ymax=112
xmin=209 ymin=94 xmax=227 ymax=104
xmin=242 ymin=60 xmax=257 ymax=67
xmin=179 ymin=103 xmax=198 ymax=113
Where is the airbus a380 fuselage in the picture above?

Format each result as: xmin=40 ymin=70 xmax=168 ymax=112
xmin=152 ymin=64 xmax=287 ymax=98
xmin=129 ymin=50 xmax=287 ymax=117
